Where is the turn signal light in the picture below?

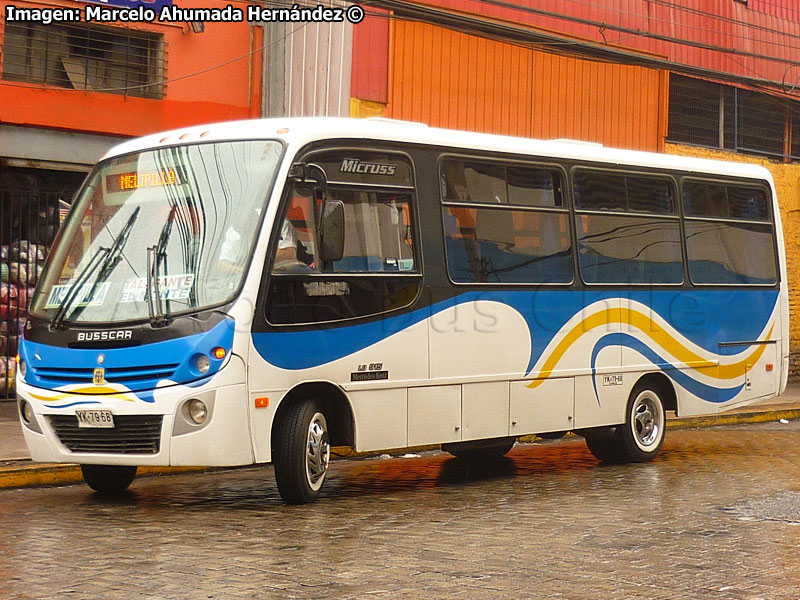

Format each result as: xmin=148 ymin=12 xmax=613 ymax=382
xmin=766 ymin=363 xmax=774 ymax=372
xmin=255 ymin=397 xmax=269 ymax=408
xmin=213 ymin=347 xmax=226 ymax=360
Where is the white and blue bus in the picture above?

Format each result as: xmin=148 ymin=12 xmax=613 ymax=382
xmin=16 ymin=118 xmax=788 ymax=503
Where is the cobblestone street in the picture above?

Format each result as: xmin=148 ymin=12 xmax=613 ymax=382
xmin=1 ymin=421 xmax=799 ymax=599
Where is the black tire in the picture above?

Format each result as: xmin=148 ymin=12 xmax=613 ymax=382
xmin=273 ymin=400 xmax=331 ymax=504
xmin=81 ymin=464 xmax=137 ymax=495
xmin=445 ymin=437 xmax=516 ymax=460
xmin=618 ymin=381 xmax=666 ymax=462
xmin=584 ymin=382 xmax=666 ymax=463
xmin=583 ymin=432 xmax=625 ymax=463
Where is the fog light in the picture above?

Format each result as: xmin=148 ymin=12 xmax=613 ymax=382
xmin=194 ymin=354 xmax=210 ymax=374
xmin=187 ymin=399 xmax=207 ymax=424
xmin=20 ymin=400 xmax=33 ymax=424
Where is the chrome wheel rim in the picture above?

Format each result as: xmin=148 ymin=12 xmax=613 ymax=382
xmin=305 ymin=412 xmax=330 ymax=492
xmin=632 ymin=391 xmax=663 ymax=450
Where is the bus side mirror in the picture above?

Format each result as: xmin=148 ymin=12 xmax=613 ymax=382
xmin=319 ymin=200 xmax=345 ymax=262
xmin=290 ymin=163 xmax=327 ymax=197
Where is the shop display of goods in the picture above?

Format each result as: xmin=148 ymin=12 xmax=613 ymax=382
xmin=0 ymin=356 xmax=17 ymax=395
xmin=0 ymin=239 xmax=50 ymax=396
xmin=0 ymin=284 xmax=20 ymax=320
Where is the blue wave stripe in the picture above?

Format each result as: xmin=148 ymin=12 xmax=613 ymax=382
xmin=253 ymin=289 xmax=778 ymax=371
xmin=42 ymin=401 xmax=103 ymax=409
xmin=590 ymin=332 xmax=743 ymax=404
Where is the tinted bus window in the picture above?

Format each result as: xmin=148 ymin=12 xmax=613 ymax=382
xmin=573 ymin=171 xmax=627 ymax=211
xmin=443 ymin=206 xmax=572 ymax=283
xmin=440 ymin=159 xmax=570 ymax=284
xmin=685 ymin=221 xmax=777 ymax=285
xmin=627 ymin=177 xmax=674 ymax=214
xmin=441 ymin=160 xmax=563 ymax=208
xmin=683 ymin=181 xmax=770 ymax=220
xmin=575 ymin=214 xmax=683 ymax=284
xmin=574 ymin=171 xmax=674 ymax=214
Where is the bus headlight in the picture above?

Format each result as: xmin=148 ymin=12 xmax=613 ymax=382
xmin=193 ymin=354 xmax=210 ymax=375
xmin=17 ymin=358 xmax=26 ymax=378
xmin=186 ymin=399 xmax=208 ymax=424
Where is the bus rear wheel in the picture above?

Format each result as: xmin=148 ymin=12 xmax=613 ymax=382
xmin=273 ymin=399 xmax=331 ymax=504
xmin=619 ymin=383 xmax=666 ymax=462
xmin=81 ymin=464 xmax=137 ymax=495
xmin=583 ymin=382 xmax=666 ymax=463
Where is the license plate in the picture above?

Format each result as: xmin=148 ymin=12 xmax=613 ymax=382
xmin=75 ymin=409 xmax=115 ymax=429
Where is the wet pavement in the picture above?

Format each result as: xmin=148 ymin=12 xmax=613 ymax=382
xmin=1 ymin=421 xmax=799 ymax=599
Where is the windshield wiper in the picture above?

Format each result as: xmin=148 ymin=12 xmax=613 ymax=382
xmin=51 ymin=206 xmax=141 ymax=329
xmin=147 ymin=207 xmax=175 ymax=327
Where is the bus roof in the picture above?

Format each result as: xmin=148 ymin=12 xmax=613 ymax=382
xmin=104 ymin=117 xmax=774 ymax=182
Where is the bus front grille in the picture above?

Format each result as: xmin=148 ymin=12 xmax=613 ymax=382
xmin=48 ymin=415 xmax=163 ymax=454
xmin=34 ymin=364 xmax=180 ymax=386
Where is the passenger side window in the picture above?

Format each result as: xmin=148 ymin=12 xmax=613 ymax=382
xmin=325 ymin=190 xmax=416 ymax=273
xmin=682 ymin=180 xmax=776 ymax=285
xmin=440 ymin=159 xmax=571 ymax=284
xmin=266 ymin=150 xmax=421 ymax=325
xmin=573 ymin=170 xmax=681 ymax=284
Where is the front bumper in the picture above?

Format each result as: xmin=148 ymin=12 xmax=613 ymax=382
xmin=16 ymin=355 xmax=254 ymax=467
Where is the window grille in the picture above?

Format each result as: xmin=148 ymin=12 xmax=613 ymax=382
xmin=0 ymin=168 xmax=86 ymax=398
xmin=2 ymin=22 xmax=165 ymax=99
xmin=668 ymin=74 xmax=800 ymax=161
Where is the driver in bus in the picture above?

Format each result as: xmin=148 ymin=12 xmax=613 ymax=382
xmin=219 ymin=217 xmax=311 ymax=274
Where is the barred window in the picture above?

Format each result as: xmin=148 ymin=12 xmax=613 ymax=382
xmin=2 ymin=22 xmax=165 ymax=99
xmin=668 ymin=74 xmax=800 ymax=161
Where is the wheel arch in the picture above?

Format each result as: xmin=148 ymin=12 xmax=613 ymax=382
xmin=633 ymin=372 xmax=677 ymax=414
xmin=271 ymin=380 xmax=355 ymax=449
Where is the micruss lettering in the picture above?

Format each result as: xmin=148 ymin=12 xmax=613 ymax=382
xmin=339 ymin=159 xmax=398 ymax=176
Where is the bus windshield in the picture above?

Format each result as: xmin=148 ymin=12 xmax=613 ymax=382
xmin=31 ymin=140 xmax=283 ymax=324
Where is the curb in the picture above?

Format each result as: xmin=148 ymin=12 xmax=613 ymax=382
xmin=667 ymin=408 xmax=800 ymax=430
xmin=0 ymin=463 xmax=208 ymax=490
xmin=0 ymin=408 xmax=797 ymax=491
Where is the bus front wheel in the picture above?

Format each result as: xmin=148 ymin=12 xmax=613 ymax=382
xmin=81 ymin=464 xmax=137 ymax=495
xmin=273 ymin=400 xmax=331 ymax=504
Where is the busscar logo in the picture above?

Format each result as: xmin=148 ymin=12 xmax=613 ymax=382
xmin=340 ymin=159 xmax=397 ymax=176
xmin=77 ymin=330 xmax=133 ymax=342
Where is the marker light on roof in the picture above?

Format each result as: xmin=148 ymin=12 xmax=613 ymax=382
xmin=277 ymin=128 xmax=289 ymax=134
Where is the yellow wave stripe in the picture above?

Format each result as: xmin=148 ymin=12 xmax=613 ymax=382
xmin=527 ymin=307 xmax=773 ymax=389
xmin=29 ymin=386 xmax=137 ymax=403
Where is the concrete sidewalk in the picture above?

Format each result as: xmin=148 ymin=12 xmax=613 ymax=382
xmin=2 ymin=384 xmax=800 ymax=489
